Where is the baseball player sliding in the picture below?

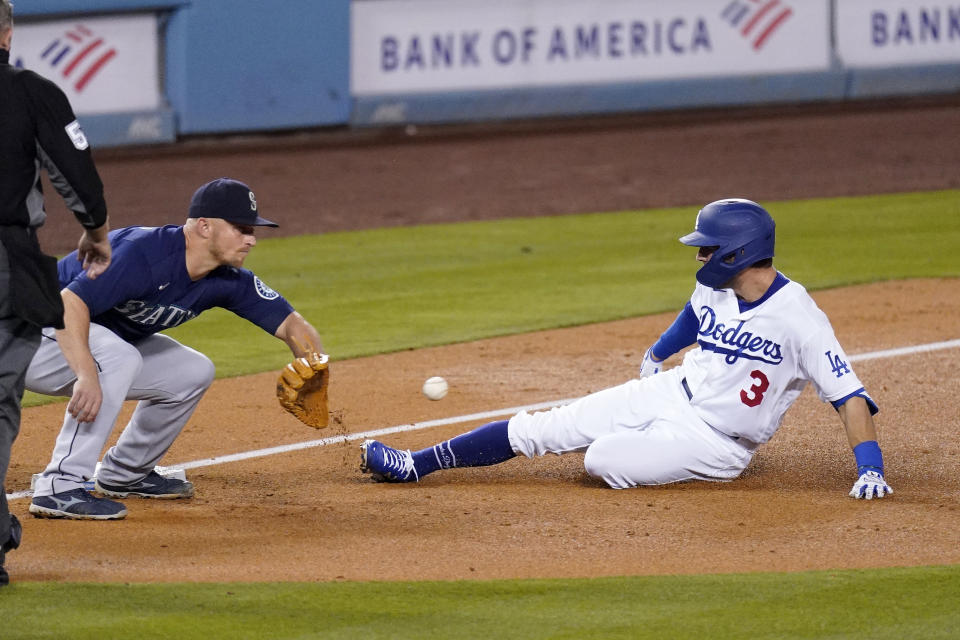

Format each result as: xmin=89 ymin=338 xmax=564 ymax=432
xmin=362 ymin=199 xmax=893 ymax=500
xmin=27 ymin=178 xmax=328 ymax=520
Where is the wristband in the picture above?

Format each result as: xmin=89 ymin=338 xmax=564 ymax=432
xmin=853 ymin=440 xmax=884 ymax=475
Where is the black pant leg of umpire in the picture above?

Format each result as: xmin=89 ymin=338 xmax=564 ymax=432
xmin=0 ymin=314 xmax=42 ymax=549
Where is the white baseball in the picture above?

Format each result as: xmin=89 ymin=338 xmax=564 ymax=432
xmin=422 ymin=376 xmax=448 ymax=400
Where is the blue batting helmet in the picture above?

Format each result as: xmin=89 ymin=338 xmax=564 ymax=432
xmin=679 ymin=198 xmax=775 ymax=288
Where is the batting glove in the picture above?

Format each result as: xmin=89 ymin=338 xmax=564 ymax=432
xmin=849 ymin=470 xmax=893 ymax=500
xmin=638 ymin=349 xmax=664 ymax=378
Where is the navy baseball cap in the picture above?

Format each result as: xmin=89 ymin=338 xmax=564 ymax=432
xmin=187 ymin=178 xmax=278 ymax=227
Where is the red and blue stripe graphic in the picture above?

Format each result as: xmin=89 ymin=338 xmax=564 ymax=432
xmin=38 ymin=24 xmax=116 ymax=92
xmin=721 ymin=0 xmax=794 ymax=51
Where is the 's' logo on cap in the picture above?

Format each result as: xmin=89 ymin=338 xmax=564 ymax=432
xmin=249 ymin=191 xmax=257 ymax=211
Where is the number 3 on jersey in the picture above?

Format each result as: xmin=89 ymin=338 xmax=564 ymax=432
xmin=740 ymin=369 xmax=769 ymax=407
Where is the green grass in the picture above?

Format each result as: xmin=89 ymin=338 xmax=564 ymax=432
xmin=2 ymin=566 xmax=958 ymax=639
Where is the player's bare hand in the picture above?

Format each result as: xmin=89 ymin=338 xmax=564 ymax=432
xmin=77 ymin=227 xmax=112 ymax=280
xmin=849 ymin=470 xmax=893 ymax=500
xmin=638 ymin=349 xmax=663 ymax=378
xmin=67 ymin=375 xmax=103 ymax=423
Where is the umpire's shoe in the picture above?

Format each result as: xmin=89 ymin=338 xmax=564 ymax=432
xmin=95 ymin=471 xmax=194 ymax=499
xmin=1 ymin=514 xmax=23 ymax=586
xmin=360 ymin=439 xmax=419 ymax=483
xmin=29 ymin=489 xmax=127 ymax=520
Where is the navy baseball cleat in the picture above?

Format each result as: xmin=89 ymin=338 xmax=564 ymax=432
xmin=95 ymin=471 xmax=194 ymax=499
xmin=29 ymin=488 xmax=127 ymax=520
xmin=361 ymin=439 xmax=419 ymax=483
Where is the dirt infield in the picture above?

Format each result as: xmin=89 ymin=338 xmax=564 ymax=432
xmin=8 ymin=96 xmax=960 ymax=582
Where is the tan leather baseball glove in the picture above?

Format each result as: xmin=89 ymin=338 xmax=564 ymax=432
xmin=277 ymin=352 xmax=329 ymax=428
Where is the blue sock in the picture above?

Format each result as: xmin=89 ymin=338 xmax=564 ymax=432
xmin=411 ymin=420 xmax=516 ymax=478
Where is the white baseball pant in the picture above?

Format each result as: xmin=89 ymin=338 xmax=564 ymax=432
xmin=507 ymin=367 xmax=757 ymax=488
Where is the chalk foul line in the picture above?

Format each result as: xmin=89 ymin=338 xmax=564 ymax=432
xmin=8 ymin=337 xmax=959 ymax=501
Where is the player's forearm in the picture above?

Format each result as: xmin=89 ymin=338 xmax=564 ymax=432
xmin=838 ymin=396 xmax=878 ymax=448
xmin=650 ymin=302 xmax=699 ymax=361
xmin=839 ymin=395 xmax=891 ymax=498
xmin=275 ymin=311 xmax=324 ymax=357
xmin=54 ymin=289 xmax=99 ymax=382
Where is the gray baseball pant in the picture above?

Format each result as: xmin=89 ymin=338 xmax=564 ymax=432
xmin=1 ymin=244 xmax=42 ymax=549
xmin=25 ymin=324 xmax=215 ymax=497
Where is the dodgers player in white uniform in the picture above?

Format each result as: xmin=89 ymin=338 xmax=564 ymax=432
xmin=26 ymin=178 xmax=325 ymax=520
xmin=361 ymin=199 xmax=892 ymax=500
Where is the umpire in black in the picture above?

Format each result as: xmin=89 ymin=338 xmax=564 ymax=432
xmin=1 ymin=0 xmax=112 ymax=586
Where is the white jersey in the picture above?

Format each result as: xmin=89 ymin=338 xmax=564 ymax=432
xmin=507 ymin=273 xmax=874 ymax=488
xmin=680 ymin=279 xmax=868 ymax=444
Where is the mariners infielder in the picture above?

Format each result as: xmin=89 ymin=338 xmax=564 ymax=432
xmin=26 ymin=178 xmax=325 ymax=520
xmin=362 ymin=199 xmax=893 ymax=500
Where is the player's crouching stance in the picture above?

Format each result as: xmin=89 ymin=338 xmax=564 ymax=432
xmin=26 ymin=178 xmax=327 ymax=520
xmin=361 ymin=198 xmax=892 ymax=501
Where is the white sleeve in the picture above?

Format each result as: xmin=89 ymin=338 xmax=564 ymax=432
xmin=798 ymin=324 xmax=868 ymax=405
